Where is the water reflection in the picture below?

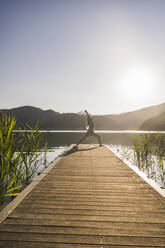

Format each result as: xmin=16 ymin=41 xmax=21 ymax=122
xmin=14 ymin=130 xmax=165 ymax=147
xmin=14 ymin=130 xmax=165 ymax=134
xmin=41 ymin=132 xmax=165 ymax=147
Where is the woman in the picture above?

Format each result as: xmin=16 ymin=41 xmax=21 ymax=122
xmin=76 ymin=110 xmax=102 ymax=146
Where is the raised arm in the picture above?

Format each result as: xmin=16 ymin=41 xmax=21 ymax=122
xmin=84 ymin=110 xmax=90 ymax=117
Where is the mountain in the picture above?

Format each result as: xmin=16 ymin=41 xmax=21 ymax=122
xmin=0 ymin=105 xmax=117 ymax=130
xmin=140 ymin=111 xmax=165 ymax=130
xmin=105 ymin=102 xmax=165 ymax=130
xmin=0 ymin=106 xmax=86 ymax=130
xmin=1 ymin=103 xmax=165 ymax=130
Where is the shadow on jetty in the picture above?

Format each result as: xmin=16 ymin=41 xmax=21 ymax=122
xmin=77 ymin=146 xmax=100 ymax=152
xmin=63 ymin=145 xmax=99 ymax=156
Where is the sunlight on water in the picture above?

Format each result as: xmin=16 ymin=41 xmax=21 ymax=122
xmin=30 ymin=146 xmax=68 ymax=179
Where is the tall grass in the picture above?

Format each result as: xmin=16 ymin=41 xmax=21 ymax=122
xmin=19 ymin=122 xmax=43 ymax=185
xmin=0 ymin=113 xmax=44 ymax=206
xmin=132 ymin=134 xmax=165 ymax=188
xmin=0 ymin=114 xmax=21 ymax=205
xmin=154 ymin=134 xmax=165 ymax=187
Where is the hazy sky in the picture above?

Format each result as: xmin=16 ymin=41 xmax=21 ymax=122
xmin=1 ymin=0 xmax=165 ymax=114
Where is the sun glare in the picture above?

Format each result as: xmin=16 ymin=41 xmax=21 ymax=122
xmin=120 ymin=67 xmax=156 ymax=103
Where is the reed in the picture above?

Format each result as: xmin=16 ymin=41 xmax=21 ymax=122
xmin=132 ymin=134 xmax=165 ymax=187
xmin=153 ymin=134 xmax=165 ymax=187
xmin=19 ymin=122 xmax=43 ymax=185
xmin=132 ymin=138 xmax=143 ymax=170
xmin=0 ymin=113 xmax=44 ymax=206
xmin=0 ymin=114 xmax=21 ymax=205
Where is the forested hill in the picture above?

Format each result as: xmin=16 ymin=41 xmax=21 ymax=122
xmin=1 ymin=103 xmax=165 ymax=130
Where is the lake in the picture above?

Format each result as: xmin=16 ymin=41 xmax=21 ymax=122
xmin=14 ymin=130 xmax=165 ymax=147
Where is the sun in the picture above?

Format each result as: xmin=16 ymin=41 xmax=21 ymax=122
xmin=119 ymin=67 xmax=157 ymax=103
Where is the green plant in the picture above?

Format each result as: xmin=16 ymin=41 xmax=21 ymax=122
xmin=132 ymin=134 xmax=165 ymax=187
xmin=0 ymin=113 xmax=44 ymax=206
xmin=132 ymin=137 xmax=143 ymax=170
xmin=120 ymin=146 xmax=130 ymax=161
xmin=19 ymin=122 xmax=43 ymax=185
xmin=132 ymin=134 xmax=153 ymax=177
xmin=141 ymin=134 xmax=153 ymax=177
xmin=0 ymin=114 xmax=22 ymax=205
xmin=159 ymin=158 xmax=165 ymax=188
xmin=154 ymin=134 xmax=165 ymax=187
xmin=154 ymin=134 xmax=165 ymax=158
xmin=43 ymin=142 xmax=48 ymax=168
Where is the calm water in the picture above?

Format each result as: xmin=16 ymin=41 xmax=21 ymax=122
xmin=14 ymin=130 xmax=165 ymax=147
xmin=14 ymin=130 xmax=165 ymax=133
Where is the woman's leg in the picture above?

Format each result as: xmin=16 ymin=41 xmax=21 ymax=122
xmin=91 ymin=132 xmax=102 ymax=145
xmin=76 ymin=132 xmax=89 ymax=145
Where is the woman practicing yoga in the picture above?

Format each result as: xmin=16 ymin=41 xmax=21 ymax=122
xmin=76 ymin=110 xmax=102 ymax=146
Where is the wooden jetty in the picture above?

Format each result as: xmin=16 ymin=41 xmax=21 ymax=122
xmin=0 ymin=144 xmax=165 ymax=247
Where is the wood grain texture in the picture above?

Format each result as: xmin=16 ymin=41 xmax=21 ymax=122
xmin=0 ymin=144 xmax=165 ymax=247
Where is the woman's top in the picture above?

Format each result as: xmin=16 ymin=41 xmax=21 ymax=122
xmin=86 ymin=116 xmax=95 ymax=131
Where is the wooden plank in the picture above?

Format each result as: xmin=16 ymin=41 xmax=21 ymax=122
xmin=38 ymin=180 xmax=147 ymax=185
xmin=11 ymin=207 xmax=165 ymax=218
xmin=17 ymin=202 xmax=165 ymax=212
xmin=36 ymin=183 xmax=152 ymax=189
xmin=32 ymin=189 xmax=158 ymax=196
xmin=26 ymin=195 xmax=162 ymax=202
xmin=42 ymin=175 xmax=142 ymax=181
xmin=4 ymin=218 xmax=165 ymax=232
xmin=31 ymin=190 xmax=157 ymax=197
xmin=0 ymin=224 xmax=165 ymax=238
xmin=0 ymin=241 xmax=164 ymax=248
xmin=37 ymin=184 xmax=153 ymax=190
xmin=0 ymin=232 xmax=165 ymax=246
xmin=6 ymin=212 xmax=165 ymax=224
xmin=22 ymin=199 xmax=165 ymax=207
xmin=48 ymin=172 xmax=136 ymax=176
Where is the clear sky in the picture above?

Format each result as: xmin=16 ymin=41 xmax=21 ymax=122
xmin=1 ymin=0 xmax=165 ymax=114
